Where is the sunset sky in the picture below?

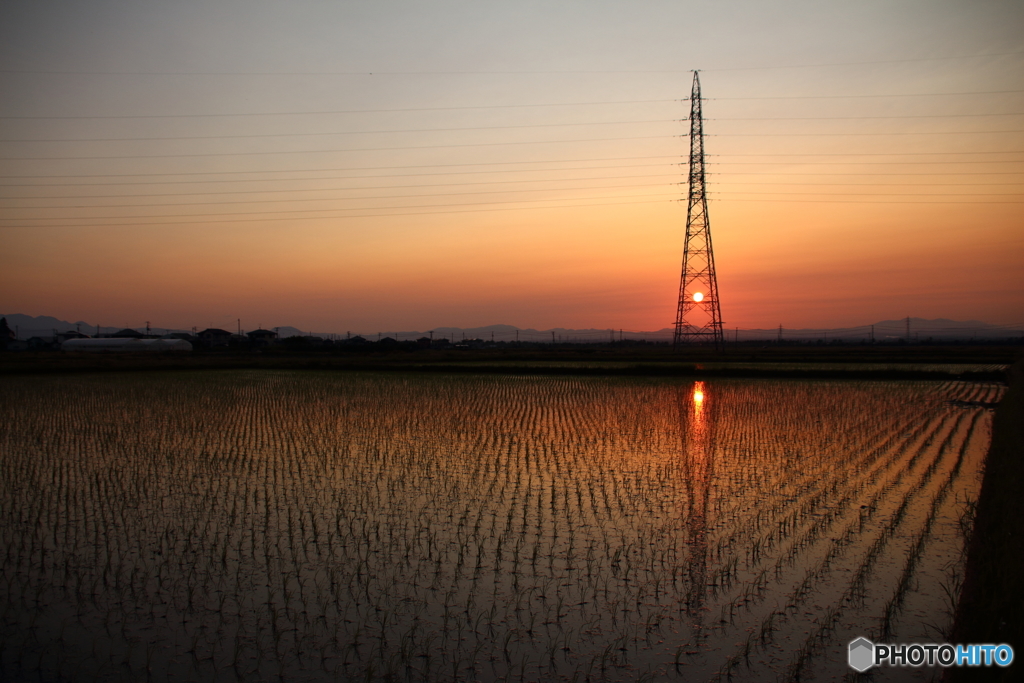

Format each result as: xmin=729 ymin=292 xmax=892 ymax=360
xmin=1 ymin=0 xmax=1022 ymax=334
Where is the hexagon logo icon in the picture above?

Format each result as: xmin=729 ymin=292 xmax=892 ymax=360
xmin=848 ymin=637 xmax=875 ymax=672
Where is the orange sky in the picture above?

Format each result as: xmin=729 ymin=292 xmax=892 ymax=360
xmin=1 ymin=1 xmax=1022 ymax=333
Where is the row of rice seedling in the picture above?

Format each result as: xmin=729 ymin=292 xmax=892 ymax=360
xmin=0 ymin=371 xmax=999 ymax=681
xmin=704 ymin=390 xmax=996 ymax=681
xmin=701 ymin=408 xmax=969 ymax=677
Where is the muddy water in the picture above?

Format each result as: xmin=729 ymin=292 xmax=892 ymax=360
xmin=0 ymin=372 xmax=1001 ymax=681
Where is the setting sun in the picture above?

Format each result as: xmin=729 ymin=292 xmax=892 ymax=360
xmin=693 ymin=292 xmax=705 ymax=302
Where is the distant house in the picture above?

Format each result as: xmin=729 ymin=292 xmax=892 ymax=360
xmin=196 ymin=328 xmax=233 ymax=347
xmin=246 ymin=328 xmax=278 ymax=346
xmin=27 ymin=336 xmax=57 ymax=350
xmin=339 ymin=335 xmax=367 ymax=345
xmin=112 ymin=328 xmax=144 ymax=339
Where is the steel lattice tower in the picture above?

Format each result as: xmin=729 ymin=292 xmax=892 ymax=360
xmin=673 ymin=71 xmax=724 ymax=349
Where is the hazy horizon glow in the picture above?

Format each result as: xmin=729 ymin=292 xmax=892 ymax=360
xmin=1 ymin=1 xmax=1022 ymax=332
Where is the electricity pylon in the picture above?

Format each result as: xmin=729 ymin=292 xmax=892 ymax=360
xmin=673 ymin=71 xmax=724 ymax=349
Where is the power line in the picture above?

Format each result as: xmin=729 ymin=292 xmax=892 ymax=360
xmin=0 ymin=196 xmax=681 ymax=227
xmin=0 ymin=119 xmax=676 ymax=143
xmin=5 ymin=146 xmax=1022 ymax=163
xmin=5 ymin=177 xmax=1019 ymax=202
xmin=3 ymin=167 xmax=1021 ymax=189
xmin=712 ymin=150 xmax=1024 ymax=156
xmin=3 ymin=50 xmax=1021 ymax=75
xmin=712 ymin=190 xmax=1024 ymax=197
xmin=0 ymin=100 xmax=678 ymax=120
xmin=0 ymin=134 xmax=677 ymax=160
xmin=712 ymin=112 xmax=1024 ymax=121
xmin=0 ymin=180 xmax=678 ymax=208
xmin=716 ymin=161 xmax=1024 ymax=166
xmin=5 ymin=188 xmax=1022 ymax=225
xmin=0 ymin=155 xmax=678 ymax=180
xmin=4 ymin=113 xmax=1023 ymax=144
xmin=0 ymin=190 xmax=681 ymax=222
xmin=710 ymin=129 xmax=1024 ymax=136
xmin=716 ymin=181 xmax=1024 ymax=186
xmin=1 ymin=90 xmax=1021 ymax=120
xmin=3 ymin=126 xmax=1021 ymax=145
xmin=3 ymin=192 xmax=1020 ymax=229
xmin=709 ymin=90 xmax=1024 ymax=100
xmin=0 ymin=172 xmax=678 ymax=199
xmin=711 ymin=197 xmax=1024 ymax=204
xmin=718 ymin=171 xmax=1024 ymax=175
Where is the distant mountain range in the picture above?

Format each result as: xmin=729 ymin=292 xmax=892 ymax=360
xmin=3 ymin=313 xmax=1021 ymax=343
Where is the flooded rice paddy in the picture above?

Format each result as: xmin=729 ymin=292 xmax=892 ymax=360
xmin=0 ymin=372 xmax=1003 ymax=682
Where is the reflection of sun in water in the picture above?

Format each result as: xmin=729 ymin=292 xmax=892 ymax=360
xmin=690 ymin=381 xmax=708 ymax=450
xmin=692 ymin=292 xmax=704 ymax=302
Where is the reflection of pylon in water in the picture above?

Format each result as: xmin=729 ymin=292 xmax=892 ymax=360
xmin=674 ymin=72 xmax=724 ymax=349
xmin=679 ymin=381 xmax=712 ymax=616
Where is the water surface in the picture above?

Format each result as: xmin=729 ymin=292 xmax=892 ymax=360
xmin=0 ymin=372 xmax=1001 ymax=681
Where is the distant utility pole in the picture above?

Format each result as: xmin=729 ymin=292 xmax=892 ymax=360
xmin=429 ymin=330 xmax=434 ymax=340
xmin=552 ymin=331 xmax=556 ymax=343
xmin=870 ymin=324 xmax=874 ymax=343
xmin=778 ymin=324 xmax=783 ymax=343
xmin=906 ymin=316 xmax=911 ymax=342
xmin=146 ymin=321 xmax=151 ymax=336
xmin=237 ymin=319 xmax=240 ymax=335
xmin=673 ymin=71 xmax=724 ymax=350
xmin=516 ymin=330 xmax=519 ymax=342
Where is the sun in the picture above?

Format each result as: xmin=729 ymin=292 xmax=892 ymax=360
xmin=692 ymin=292 xmax=704 ymax=302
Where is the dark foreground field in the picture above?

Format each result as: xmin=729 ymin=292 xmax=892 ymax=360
xmin=0 ymin=343 xmax=1018 ymax=381
xmin=0 ymin=370 xmax=1005 ymax=681
xmin=948 ymin=358 xmax=1024 ymax=682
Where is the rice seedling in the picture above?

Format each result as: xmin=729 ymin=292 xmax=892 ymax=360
xmin=0 ymin=372 xmax=999 ymax=681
